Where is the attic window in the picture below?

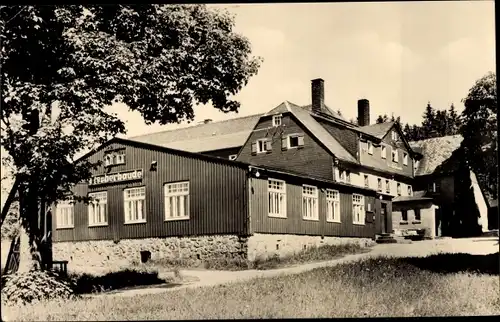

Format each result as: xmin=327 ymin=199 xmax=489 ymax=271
xmin=391 ymin=131 xmax=398 ymax=141
xmin=367 ymin=142 xmax=373 ymax=155
xmin=229 ymin=154 xmax=237 ymax=161
xmin=287 ymin=134 xmax=304 ymax=149
xmin=272 ymin=114 xmax=282 ymax=127
xmin=392 ymin=149 xmax=399 ymax=163
xmin=403 ymin=152 xmax=408 ymax=166
xmin=381 ymin=146 xmax=387 ymax=159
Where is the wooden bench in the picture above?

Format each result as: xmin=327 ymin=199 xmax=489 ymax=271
xmin=51 ymin=260 xmax=68 ymax=276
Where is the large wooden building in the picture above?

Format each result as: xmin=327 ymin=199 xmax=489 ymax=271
xmin=52 ymin=137 xmax=378 ymax=267
xmin=52 ymin=78 xmax=493 ymax=268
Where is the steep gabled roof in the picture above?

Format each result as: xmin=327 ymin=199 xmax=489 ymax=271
xmin=287 ymin=102 xmax=358 ymax=163
xmin=360 ymin=122 xmax=396 ymax=139
xmin=409 ymin=135 xmax=463 ymax=176
xmin=261 ymin=101 xmax=358 ymax=163
xmin=128 ymin=114 xmax=262 ymax=152
xmin=300 ymin=104 xmax=348 ymax=122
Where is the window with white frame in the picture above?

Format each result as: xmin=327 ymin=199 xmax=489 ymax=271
xmin=364 ymin=175 xmax=369 ymax=188
xmin=229 ymin=154 xmax=237 ymax=161
xmin=414 ymin=160 xmax=420 ymax=171
xmin=302 ymin=185 xmax=319 ymax=220
xmin=287 ymin=134 xmax=304 ymax=148
xmin=268 ymin=179 xmax=286 ymax=218
xmin=345 ymin=171 xmax=351 ymax=183
xmin=256 ymin=139 xmax=267 ymax=154
xmin=377 ymin=178 xmax=382 ymax=192
xmin=272 ymin=114 xmax=282 ymax=127
xmin=397 ymin=183 xmax=401 ymax=196
xmin=339 ymin=170 xmax=346 ymax=182
xmin=326 ymin=189 xmax=340 ymax=222
xmin=386 ymin=180 xmax=390 ymax=193
xmin=392 ymin=149 xmax=399 ymax=163
xmin=403 ymin=152 xmax=408 ymax=166
xmin=381 ymin=146 xmax=387 ymax=159
xmin=392 ymin=130 xmax=398 ymax=141
xmin=164 ymin=181 xmax=189 ymax=221
xmin=104 ymin=154 xmax=114 ymax=167
xmin=115 ymin=151 xmax=126 ymax=165
xmin=124 ymin=187 xmax=146 ymax=224
xmin=88 ymin=192 xmax=107 ymax=226
xmin=56 ymin=198 xmax=74 ymax=229
xmin=367 ymin=142 xmax=373 ymax=155
xmin=408 ymin=185 xmax=413 ymax=196
xmin=352 ymin=194 xmax=365 ymax=224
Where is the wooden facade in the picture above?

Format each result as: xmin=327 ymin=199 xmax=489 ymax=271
xmin=236 ymin=113 xmax=334 ymax=180
xmin=53 ymin=139 xmax=250 ymax=242
xmin=248 ymin=171 xmax=378 ymax=238
xmin=53 ymin=138 xmax=381 ymax=242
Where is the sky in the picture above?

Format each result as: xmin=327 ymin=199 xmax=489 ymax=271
xmin=109 ymin=1 xmax=496 ymax=138
xmin=0 ymin=1 xmax=496 ymax=199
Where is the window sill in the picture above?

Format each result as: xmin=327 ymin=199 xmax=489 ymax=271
xmin=326 ymin=219 xmax=341 ymax=224
xmin=124 ymin=220 xmax=147 ymax=225
xmin=353 ymin=222 xmax=365 ymax=226
xmin=268 ymin=214 xmax=287 ymax=219
xmin=56 ymin=226 xmax=74 ymax=230
xmin=400 ymin=221 xmax=409 ymax=225
xmin=303 ymin=217 xmax=320 ymax=221
xmin=88 ymin=223 xmax=108 ymax=227
xmin=165 ymin=217 xmax=190 ymax=222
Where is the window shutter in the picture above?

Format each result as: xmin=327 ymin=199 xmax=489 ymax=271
xmin=251 ymin=142 xmax=257 ymax=155
xmin=281 ymin=136 xmax=287 ymax=151
xmin=265 ymin=140 xmax=272 ymax=153
xmin=297 ymin=134 xmax=305 ymax=148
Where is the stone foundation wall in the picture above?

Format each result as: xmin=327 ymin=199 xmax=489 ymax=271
xmin=53 ymin=233 xmax=375 ymax=271
xmin=53 ymin=235 xmax=248 ymax=271
xmin=246 ymin=233 xmax=375 ymax=261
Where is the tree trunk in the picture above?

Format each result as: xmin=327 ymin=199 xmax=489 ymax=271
xmin=16 ymin=182 xmax=46 ymax=272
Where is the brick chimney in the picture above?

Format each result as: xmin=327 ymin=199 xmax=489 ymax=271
xmin=311 ymin=78 xmax=325 ymax=114
xmin=357 ymin=99 xmax=370 ymax=126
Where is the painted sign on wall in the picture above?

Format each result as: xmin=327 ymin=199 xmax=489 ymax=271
xmin=89 ymin=169 xmax=143 ymax=186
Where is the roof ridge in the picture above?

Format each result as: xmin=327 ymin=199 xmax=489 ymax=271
xmin=129 ymin=112 xmax=263 ymax=139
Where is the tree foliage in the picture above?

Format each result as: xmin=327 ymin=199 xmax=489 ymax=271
xmin=0 ymin=5 xmax=261 ymax=269
xmin=459 ymin=72 xmax=497 ymax=201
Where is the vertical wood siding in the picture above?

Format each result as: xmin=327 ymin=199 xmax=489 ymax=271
xmin=53 ymin=142 xmax=249 ymax=242
xmin=249 ymin=176 xmax=376 ymax=238
xmin=237 ymin=114 xmax=334 ymax=180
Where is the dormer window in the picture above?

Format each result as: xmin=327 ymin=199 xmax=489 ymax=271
xmin=381 ymin=146 xmax=387 ymax=159
xmin=392 ymin=149 xmax=399 ymax=163
xmin=367 ymin=142 xmax=373 ymax=155
xmin=272 ymin=114 xmax=282 ymax=127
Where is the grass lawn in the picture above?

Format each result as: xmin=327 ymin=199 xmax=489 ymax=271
xmin=3 ymin=253 xmax=499 ymax=320
xmin=140 ymin=242 xmax=372 ymax=271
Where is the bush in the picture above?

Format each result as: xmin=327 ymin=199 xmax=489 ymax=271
xmin=1 ymin=270 xmax=76 ymax=305
xmin=68 ymin=267 xmax=166 ymax=294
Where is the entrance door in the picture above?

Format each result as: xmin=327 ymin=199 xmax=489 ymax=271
xmin=381 ymin=203 xmax=388 ymax=234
